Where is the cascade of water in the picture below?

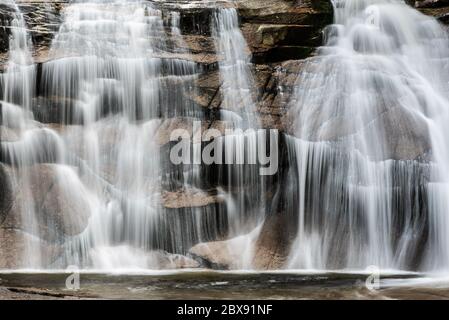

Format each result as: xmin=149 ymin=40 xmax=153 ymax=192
xmin=36 ymin=0 xmax=205 ymax=269
xmin=213 ymin=7 xmax=258 ymax=128
xmin=1 ymin=0 xmax=217 ymax=270
xmin=208 ymin=7 xmax=265 ymax=269
xmin=0 ymin=0 xmax=34 ymax=110
xmin=287 ymin=0 xmax=449 ymax=271
xmin=0 ymin=0 xmax=71 ymax=268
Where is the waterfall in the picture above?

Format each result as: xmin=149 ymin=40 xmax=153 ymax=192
xmin=204 ymin=7 xmax=266 ymax=269
xmin=3 ymin=0 xmax=449 ymax=273
xmin=1 ymin=0 xmax=47 ymax=268
xmin=40 ymin=0 xmax=207 ymax=269
xmin=0 ymin=0 xmax=262 ymax=271
xmin=287 ymin=0 xmax=449 ymax=271
xmin=213 ymin=7 xmax=258 ymax=128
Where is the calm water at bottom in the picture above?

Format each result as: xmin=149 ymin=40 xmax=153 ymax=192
xmin=1 ymin=270 xmax=449 ymax=299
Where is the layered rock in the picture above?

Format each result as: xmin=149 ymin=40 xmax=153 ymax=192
xmin=237 ymin=0 xmax=333 ymax=63
xmin=411 ymin=0 xmax=449 ymax=23
xmin=0 ymin=228 xmax=61 ymax=269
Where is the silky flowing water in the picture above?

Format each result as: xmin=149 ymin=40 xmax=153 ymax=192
xmin=2 ymin=0 xmax=449 ymax=291
xmin=286 ymin=0 xmax=449 ymax=272
xmin=3 ymin=271 xmax=447 ymax=300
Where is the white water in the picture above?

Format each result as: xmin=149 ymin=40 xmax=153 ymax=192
xmin=3 ymin=0 xmax=449 ymax=273
xmin=0 ymin=1 xmax=265 ymax=270
xmin=287 ymin=0 xmax=449 ymax=272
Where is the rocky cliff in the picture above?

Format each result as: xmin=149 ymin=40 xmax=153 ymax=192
xmin=1 ymin=0 xmax=448 ymax=270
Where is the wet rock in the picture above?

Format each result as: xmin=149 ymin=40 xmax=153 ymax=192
xmin=0 ymin=126 xmax=19 ymax=142
xmin=154 ymin=250 xmax=200 ymax=269
xmin=258 ymin=60 xmax=304 ymax=131
xmin=184 ymin=70 xmax=221 ymax=109
xmin=252 ymin=212 xmax=294 ymax=270
xmin=17 ymin=1 xmax=66 ymax=51
xmin=243 ymin=23 xmax=322 ymax=63
xmin=0 ymin=164 xmax=13 ymax=226
xmin=0 ymin=4 xmax=15 ymax=54
xmin=0 ymin=228 xmax=62 ymax=269
xmin=2 ymin=164 xmax=92 ymax=241
xmin=162 ymin=188 xmax=224 ymax=209
xmin=32 ymin=96 xmax=82 ymax=125
xmin=189 ymin=238 xmax=248 ymax=270
xmin=155 ymin=117 xmax=210 ymax=145
xmin=89 ymin=246 xmax=200 ymax=269
xmin=407 ymin=0 xmax=449 ymax=23
xmin=358 ymin=106 xmax=432 ymax=161
xmin=237 ymin=0 xmax=333 ymax=25
xmin=418 ymin=6 xmax=449 ymax=23
xmin=414 ymin=0 xmax=449 ymax=8
xmin=1 ymin=127 xmax=63 ymax=165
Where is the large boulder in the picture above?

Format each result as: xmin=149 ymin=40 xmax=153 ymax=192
xmin=189 ymin=230 xmax=260 ymax=270
xmin=0 ymin=164 xmax=13 ymax=226
xmin=2 ymin=164 xmax=92 ymax=241
xmin=0 ymin=126 xmax=19 ymax=142
xmin=356 ymin=106 xmax=431 ymax=161
xmin=188 ymin=212 xmax=295 ymax=271
xmin=258 ymin=60 xmax=304 ymax=131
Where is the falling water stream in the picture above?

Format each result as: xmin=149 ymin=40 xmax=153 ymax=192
xmin=2 ymin=0 xmax=449 ymax=276
xmin=287 ymin=0 xmax=449 ymax=272
xmin=0 ymin=0 xmax=264 ymax=270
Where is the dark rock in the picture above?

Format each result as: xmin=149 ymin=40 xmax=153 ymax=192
xmin=415 ymin=0 xmax=449 ymax=8
xmin=0 ymin=164 xmax=13 ymax=226
xmin=252 ymin=211 xmax=293 ymax=270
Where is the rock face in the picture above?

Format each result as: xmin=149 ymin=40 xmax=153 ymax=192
xmin=238 ymin=0 xmax=333 ymax=63
xmin=411 ymin=0 xmax=449 ymax=23
xmin=252 ymin=212 xmax=295 ymax=270
xmin=358 ymin=106 xmax=431 ymax=161
xmin=0 ymin=164 xmax=13 ymax=225
xmin=1 ymin=0 xmax=446 ymax=271
xmin=162 ymin=188 xmax=224 ymax=209
xmin=414 ymin=0 xmax=449 ymax=8
xmin=1 ymin=164 xmax=92 ymax=242
xmin=89 ymin=246 xmax=200 ymax=270
xmin=189 ymin=210 xmax=297 ymax=270
xmin=189 ymin=229 xmax=260 ymax=269
xmin=189 ymin=240 xmax=242 ymax=269
xmin=1 ymin=0 xmax=333 ymax=132
xmin=0 ymin=228 xmax=61 ymax=269
xmin=1 ymin=163 xmax=64 ymax=268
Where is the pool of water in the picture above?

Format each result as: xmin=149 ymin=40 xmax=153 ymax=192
xmin=1 ymin=270 xmax=449 ymax=299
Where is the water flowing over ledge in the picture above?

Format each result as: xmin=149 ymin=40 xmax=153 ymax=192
xmin=1 ymin=0 xmax=449 ymax=277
